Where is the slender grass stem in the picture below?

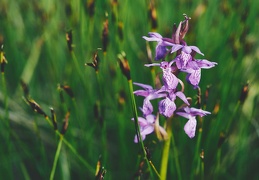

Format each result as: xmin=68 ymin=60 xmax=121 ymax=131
xmin=226 ymin=101 xmax=240 ymax=133
xmin=71 ymin=51 xmax=88 ymax=91
xmin=44 ymin=117 xmax=95 ymax=174
xmin=20 ymin=162 xmax=30 ymax=180
xmin=1 ymin=73 xmax=13 ymax=179
xmin=49 ymin=135 xmax=63 ymax=180
xmin=192 ymin=127 xmax=202 ymax=179
xmin=61 ymin=137 xmax=95 ymax=174
xmin=201 ymin=157 xmax=204 ymax=180
xmin=128 ymin=79 xmax=155 ymax=179
xmin=149 ymin=160 xmax=161 ymax=179
xmin=95 ymin=60 xmax=108 ymax=166
xmin=160 ymin=118 xmax=172 ymax=180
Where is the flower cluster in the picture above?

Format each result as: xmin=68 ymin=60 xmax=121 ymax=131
xmin=133 ymin=15 xmax=217 ymax=142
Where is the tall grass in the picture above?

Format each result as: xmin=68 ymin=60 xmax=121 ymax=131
xmin=0 ymin=0 xmax=259 ymax=179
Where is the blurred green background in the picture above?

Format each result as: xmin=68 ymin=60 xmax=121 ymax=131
xmin=0 ymin=0 xmax=259 ymax=179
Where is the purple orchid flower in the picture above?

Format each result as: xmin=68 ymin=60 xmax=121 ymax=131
xmin=176 ymin=106 xmax=210 ymax=138
xmin=181 ymin=59 xmax=217 ymax=88
xmin=132 ymin=114 xmax=166 ymax=143
xmin=145 ymin=61 xmax=179 ymax=90
xmin=133 ymin=82 xmax=167 ymax=116
xmin=158 ymin=97 xmax=176 ymax=118
xmin=171 ymin=44 xmax=204 ymax=70
xmin=158 ymin=90 xmax=190 ymax=118
xmin=143 ymin=32 xmax=175 ymax=60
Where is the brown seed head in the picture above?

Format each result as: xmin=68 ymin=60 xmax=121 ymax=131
xmin=118 ymin=52 xmax=131 ymax=80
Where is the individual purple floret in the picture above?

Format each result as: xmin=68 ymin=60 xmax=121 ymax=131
xmin=133 ymin=82 xmax=166 ymax=116
xmin=171 ymin=44 xmax=204 ymax=70
xmin=158 ymin=90 xmax=190 ymax=118
xmin=176 ymin=107 xmax=211 ymax=138
xmin=145 ymin=61 xmax=179 ymax=90
xmin=142 ymin=32 xmax=175 ymax=60
xmin=132 ymin=114 xmax=166 ymax=143
xmin=179 ymin=59 xmax=217 ymax=88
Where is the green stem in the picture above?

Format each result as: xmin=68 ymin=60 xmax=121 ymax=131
xmin=50 ymin=136 xmax=63 ymax=180
xmin=201 ymin=158 xmax=204 ymax=180
xmin=160 ymin=118 xmax=172 ymax=180
xmin=20 ymin=162 xmax=30 ymax=180
xmin=149 ymin=161 xmax=161 ymax=179
xmin=226 ymin=101 xmax=240 ymax=133
xmin=192 ymin=127 xmax=202 ymax=179
xmin=1 ymin=73 xmax=13 ymax=179
xmin=128 ymin=79 xmax=155 ymax=179
xmin=62 ymin=136 xmax=95 ymax=174
xmin=43 ymin=117 xmax=95 ymax=174
xmin=71 ymin=51 xmax=88 ymax=91
xmin=216 ymin=147 xmax=222 ymax=174
xmin=171 ymin=124 xmax=182 ymax=180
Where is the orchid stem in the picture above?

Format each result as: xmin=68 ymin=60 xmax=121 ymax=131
xmin=171 ymin=123 xmax=182 ymax=180
xmin=160 ymin=117 xmax=172 ymax=180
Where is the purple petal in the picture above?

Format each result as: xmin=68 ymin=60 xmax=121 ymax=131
xmin=162 ymin=70 xmax=179 ymax=90
xmin=171 ymin=44 xmax=183 ymax=53
xmin=195 ymin=59 xmax=217 ymax=69
xmin=155 ymin=45 xmax=167 ymax=60
xmin=133 ymin=90 xmax=150 ymax=97
xmin=175 ymin=91 xmax=190 ymax=105
xmin=159 ymin=97 xmax=176 ymax=117
xmin=176 ymin=111 xmax=189 ymax=119
xmin=141 ymin=125 xmax=155 ymax=136
xmin=142 ymin=36 xmax=160 ymax=42
xmin=187 ymin=61 xmax=199 ymax=70
xmin=142 ymin=99 xmax=153 ymax=116
xmin=186 ymin=69 xmax=201 ymax=87
xmin=133 ymin=82 xmax=153 ymax=90
xmin=180 ymin=52 xmax=192 ymax=68
xmin=145 ymin=114 xmax=156 ymax=124
xmin=148 ymin=32 xmax=163 ymax=38
xmin=148 ymin=93 xmax=167 ymax=101
xmin=174 ymin=56 xmax=183 ymax=69
xmin=184 ymin=116 xmax=197 ymax=138
xmin=161 ymin=39 xmax=175 ymax=47
xmin=134 ymin=134 xmax=146 ymax=143
xmin=186 ymin=107 xmax=211 ymax=117
xmin=182 ymin=46 xmax=192 ymax=54
xmin=132 ymin=117 xmax=148 ymax=127
xmin=189 ymin=46 xmax=204 ymax=56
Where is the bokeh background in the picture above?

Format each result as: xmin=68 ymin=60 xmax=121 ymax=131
xmin=0 ymin=0 xmax=259 ymax=179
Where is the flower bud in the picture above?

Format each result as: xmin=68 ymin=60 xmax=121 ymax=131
xmin=26 ymin=98 xmax=47 ymax=118
xmin=85 ymin=50 xmax=100 ymax=72
xmin=61 ymin=111 xmax=70 ymax=135
xmin=239 ymin=83 xmax=249 ymax=104
xmin=0 ymin=45 xmax=7 ymax=74
xmin=217 ymin=131 xmax=226 ymax=148
xmin=200 ymin=149 xmax=204 ymax=162
xmin=118 ymin=52 xmax=131 ymax=80
xmin=66 ymin=30 xmax=73 ymax=52
xmin=61 ymin=85 xmax=74 ymax=99
xmin=86 ymin=0 xmax=95 ymax=18
xmin=148 ymin=1 xmax=158 ymax=30
xmin=102 ymin=17 xmax=109 ymax=53
xmin=50 ymin=107 xmax=58 ymax=131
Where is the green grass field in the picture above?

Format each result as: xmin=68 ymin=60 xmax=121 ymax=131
xmin=1 ymin=0 xmax=259 ymax=179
